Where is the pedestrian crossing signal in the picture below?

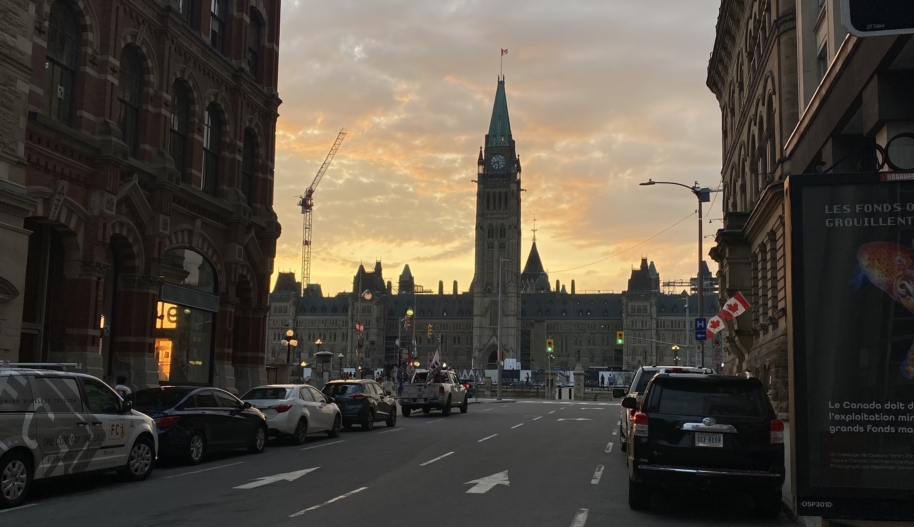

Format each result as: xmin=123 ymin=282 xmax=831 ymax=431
xmin=546 ymin=338 xmax=554 ymax=353
xmin=616 ymin=331 xmax=624 ymax=345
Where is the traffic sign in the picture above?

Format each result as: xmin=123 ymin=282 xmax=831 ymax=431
xmin=550 ymin=366 xmax=563 ymax=371
xmin=694 ymin=318 xmax=707 ymax=330
xmin=841 ymin=0 xmax=914 ymax=37
xmin=695 ymin=330 xmax=707 ymax=341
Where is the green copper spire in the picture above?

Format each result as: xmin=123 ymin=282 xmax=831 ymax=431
xmin=486 ymin=76 xmax=512 ymax=147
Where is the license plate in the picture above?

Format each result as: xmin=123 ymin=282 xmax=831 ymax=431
xmin=695 ymin=433 xmax=723 ymax=448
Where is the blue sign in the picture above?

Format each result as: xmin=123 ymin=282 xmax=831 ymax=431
xmin=694 ymin=318 xmax=708 ymax=330
xmin=550 ymin=366 xmax=563 ymax=371
xmin=694 ymin=330 xmax=707 ymax=341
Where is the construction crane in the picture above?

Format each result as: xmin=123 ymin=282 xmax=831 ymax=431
xmin=299 ymin=128 xmax=347 ymax=294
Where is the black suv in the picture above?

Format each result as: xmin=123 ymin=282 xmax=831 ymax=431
xmin=623 ymin=373 xmax=785 ymax=517
xmin=322 ymin=379 xmax=397 ymax=431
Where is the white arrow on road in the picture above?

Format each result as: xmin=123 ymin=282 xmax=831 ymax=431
xmin=234 ymin=467 xmax=320 ymax=490
xmin=465 ymin=470 xmax=510 ymax=494
xmin=557 ymin=418 xmax=592 ymax=421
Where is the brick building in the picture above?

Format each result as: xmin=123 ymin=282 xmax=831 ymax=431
xmin=8 ymin=0 xmax=281 ymax=395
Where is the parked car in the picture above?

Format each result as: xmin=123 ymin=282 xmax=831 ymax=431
xmin=131 ymin=387 xmax=267 ymax=465
xmin=458 ymin=378 xmax=476 ymax=398
xmin=0 ymin=367 xmax=157 ymax=508
xmin=321 ymin=379 xmax=396 ymax=431
xmin=624 ymin=373 xmax=785 ymax=517
xmin=241 ymin=384 xmax=341 ymax=444
xmin=615 ymin=365 xmax=713 ymax=452
xmin=400 ymin=370 xmax=468 ymax=416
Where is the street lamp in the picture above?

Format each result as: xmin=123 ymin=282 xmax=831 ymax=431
xmin=640 ymin=179 xmax=719 ymax=367
xmin=280 ymin=329 xmax=298 ymax=379
xmin=338 ymin=352 xmax=345 ymax=379
xmin=672 ymin=345 xmax=680 ymax=366
xmin=355 ymin=289 xmax=373 ymax=373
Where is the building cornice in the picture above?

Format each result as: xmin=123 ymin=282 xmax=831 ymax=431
xmin=707 ymin=0 xmax=745 ymax=99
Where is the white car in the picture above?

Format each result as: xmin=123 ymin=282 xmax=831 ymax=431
xmin=241 ymin=384 xmax=341 ymax=444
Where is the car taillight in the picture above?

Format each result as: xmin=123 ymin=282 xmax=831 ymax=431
xmin=463 ymin=383 xmax=470 ymax=389
xmin=770 ymin=419 xmax=784 ymax=444
xmin=439 ymin=386 xmax=445 ymax=396
xmin=269 ymin=404 xmax=292 ymax=413
xmin=155 ymin=416 xmax=181 ymax=428
xmin=351 ymin=393 xmax=367 ymax=400
xmin=633 ymin=412 xmax=649 ymax=437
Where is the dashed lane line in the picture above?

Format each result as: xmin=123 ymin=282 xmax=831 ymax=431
xmin=548 ymin=411 xmax=555 ymax=414
xmin=612 ymin=429 xmax=618 ymax=436
xmin=570 ymin=508 xmax=589 ymax=527
xmin=591 ymin=465 xmax=604 ymax=485
xmin=533 ymin=416 xmax=542 ymax=421
xmin=483 ymin=408 xmax=493 ymax=412
xmin=289 ymin=487 xmax=368 ymax=517
xmin=420 ymin=452 xmax=455 ymax=466
xmin=511 ymin=423 xmax=524 ymax=429
xmin=379 ymin=428 xmax=404 ymax=434
xmin=605 ymin=442 xmax=614 ymax=453
xmin=301 ymin=440 xmax=345 ymax=451
xmin=478 ymin=434 xmax=498 ymax=443
xmin=165 ymin=461 xmax=244 ymax=479
xmin=0 ymin=504 xmax=38 ymax=514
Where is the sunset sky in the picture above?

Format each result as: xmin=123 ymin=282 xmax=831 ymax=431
xmin=272 ymin=0 xmax=723 ymax=296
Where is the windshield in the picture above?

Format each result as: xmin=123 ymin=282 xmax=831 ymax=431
xmin=242 ymin=388 xmax=292 ymax=400
xmin=132 ymin=389 xmax=191 ymax=410
xmin=322 ymin=384 xmax=362 ymax=396
xmin=651 ymin=380 xmax=766 ymax=418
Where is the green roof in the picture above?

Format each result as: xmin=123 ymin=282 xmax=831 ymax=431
xmin=487 ymin=77 xmax=512 ymax=147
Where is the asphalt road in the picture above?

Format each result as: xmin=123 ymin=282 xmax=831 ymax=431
xmin=1 ymin=400 xmax=792 ymax=527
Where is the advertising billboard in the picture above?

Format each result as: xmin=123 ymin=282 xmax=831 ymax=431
xmin=787 ymin=172 xmax=914 ymax=520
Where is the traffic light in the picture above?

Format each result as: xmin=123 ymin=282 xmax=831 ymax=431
xmin=427 ymin=323 xmax=434 ymax=338
xmin=616 ymin=331 xmax=624 ymax=345
xmin=546 ymin=338 xmax=554 ymax=353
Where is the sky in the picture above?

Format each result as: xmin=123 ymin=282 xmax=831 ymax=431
xmin=272 ymin=0 xmax=724 ymax=297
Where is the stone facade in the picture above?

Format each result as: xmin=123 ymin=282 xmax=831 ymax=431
xmin=0 ymin=0 xmax=36 ymax=362
xmin=9 ymin=0 xmax=281 ymax=395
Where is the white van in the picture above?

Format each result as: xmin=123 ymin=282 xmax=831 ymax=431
xmin=0 ymin=367 xmax=158 ymax=508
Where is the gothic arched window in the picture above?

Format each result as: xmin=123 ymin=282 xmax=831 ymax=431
xmin=45 ymin=0 xmax=80 ymax=125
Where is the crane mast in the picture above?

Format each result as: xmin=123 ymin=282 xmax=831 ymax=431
xmin=299 ymin=128 xmax=347 ymax=294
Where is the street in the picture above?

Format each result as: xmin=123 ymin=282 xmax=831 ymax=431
xmin=2 ymin=401 xmax=791 ymax=527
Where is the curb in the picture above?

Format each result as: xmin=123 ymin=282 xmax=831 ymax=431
xmin=468 ymin=399 xmax=517 ymax=404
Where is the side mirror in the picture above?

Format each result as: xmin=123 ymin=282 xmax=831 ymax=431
xmin=122 ymin=400 xmax=134 ymax=414
xmin=612 ymin=387 xmax=627 ymax=399
xmin=327 ymin=396 xmax=335 ymax=404
xmin=621 ymin=396 xmax=638 ymax=409
xmin=384 ymin=391 xmax=391 ymax=396
xmin=242 ymin=401 xmax=252 ymax=409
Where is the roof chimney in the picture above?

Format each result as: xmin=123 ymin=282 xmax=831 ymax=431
xmin=453 ymin=280 xmax=458 ymax=295
xmin=555 ymin=279 xmax=560 ymax=293
xmin=386 ymin=281 xmax=392 ymax=295
xmin=438 ymin=280 xmax=444 ymax=295
xmin=571 ymin=280 xmax=576 ymax=295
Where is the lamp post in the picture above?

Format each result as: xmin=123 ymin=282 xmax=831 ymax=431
xmin=496 ymin=257 xmax=509 ymax=401
xmin=280 ymin=329 xmax=298 ymax=381
xmin=338 ymin=352 xmax=344 ymax=379
xmin=355 ymin=289 xmax=372 ymax=376
xmin=640 ymin=179 xmax=719 ymax=368
xmin=672 ymin=345 xmax=680 ymax=365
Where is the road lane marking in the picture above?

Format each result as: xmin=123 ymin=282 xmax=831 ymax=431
xmin=234 ymin=468 xmax=319 ymax=490
xmin=511 ymin=423 xmax=524 ymax=429
xmin=501 ymin=404 xmax=510 ymax=407
xmin=591 ymin=465 xmax=604 ymax=484
xmin=533 ymin=416 xmax=542 ymax=421
xmin=289 ymin=487 xmax=368 ymax=517
xmin=616 ymin=421 xmax=621 ymax=426
xmin=605 ymin=442 xmax=614 ymax=453
xmin=483 ymin=408 xmax=493 ymax=412
xmin=556 ymin=418 xmax=592 ymax=421
xmin=379 ymin=428 xmax=403 ymax=434
xmin=548 ymin=411 xmax=555 ymax=414
xmin=420 ymin=451 xmax=454 ymax=466
xmin=570 ymin=508 xmax=589 ymax=527
xmin=465 ymin=470 xmax=510 ymax=494
xmin=478 ymin=434 xmax=498 ymax=443
xmin=0 ymin=503 xmax=38 ymax=514
xmin=580 ymin=408 xmax=604 ymax=410
xmin=165 ymin=461 xmax=244 ymax=479
xmin=426 ymin=419 xmax=443 ymax=424
xmin=301 ymin=440 xmax=345 ymax=451
xmin=612 ymin=429 xmax=618 ymax=436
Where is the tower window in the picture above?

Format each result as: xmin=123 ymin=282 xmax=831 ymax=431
xmin=45 ymin=0 xmax=80 ymax=126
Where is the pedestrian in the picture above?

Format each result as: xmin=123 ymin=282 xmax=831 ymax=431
xmin=115 ymin=375 xmax=132 ymax=398
xmin=381 ymin=375 xmax=395 ymax=396
xmin=600 ymin=375 xmax=605 ymax=390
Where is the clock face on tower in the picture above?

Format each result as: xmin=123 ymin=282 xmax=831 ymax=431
xmin=490 ymin=155 xmax=506 ymax=170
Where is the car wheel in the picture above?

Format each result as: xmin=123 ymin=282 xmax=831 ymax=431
xmin=0 ymin=451 xmax=32 ymax=509
xmin=460 ymin=396 xmax=468 ymax=414
xmin=119 ymin=436 xmax=155 ymax=482
xmin=293 ymin=418 xmax=308 ymax=445
xmin=248 ymin=425 xmax=267 ymax=454
xmin=186 ymin=432 xmax=206 ymax=465
xmin=754 ymin=489 xmax=782 ymax=519
xmin=386 ymin=406 xmax=397 ymax=427
xmin=442 ymin=397 xmax=452 ymax=416
xmin=401 ymin=407 xmax=411 ymax=417
xmin=620 ymin=427 xmax=627 ymax=452
xmin=628 ymin=478 xmax=650 ymax=510
xmin=328 ymin=415 xmax=342 ymax=438
xmin=422 ymin=408 xmax=430 ymax=414
xmin=362 ymin=410 xmax=375 ymax=431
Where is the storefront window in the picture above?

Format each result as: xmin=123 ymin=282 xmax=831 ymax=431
xmin=156 ymin=249 xmax=218 ymax=385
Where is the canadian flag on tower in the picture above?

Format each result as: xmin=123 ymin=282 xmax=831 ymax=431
xmin=718 ymin=292 xmax=751 ymax=321
xmin=501 ymin=48 xmax=508 ymax=56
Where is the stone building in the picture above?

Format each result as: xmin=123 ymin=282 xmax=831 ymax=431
xmin=0 ymin=1 xmax=36 ymax=362
xmin=7 ymin=0 xmax=282 ymax=395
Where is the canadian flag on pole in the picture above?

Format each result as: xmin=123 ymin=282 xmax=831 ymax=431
xmin=718 ymin=292 xmax=751 ymax=321
xmin=501 ymin=48 xmax=508 ymax=56
xmin=706 ymin=315 xmax=725 ymax=340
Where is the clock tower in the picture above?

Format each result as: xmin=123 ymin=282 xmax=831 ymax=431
xmin=472 ymin=75 xmax=522 ymax=371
